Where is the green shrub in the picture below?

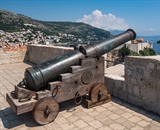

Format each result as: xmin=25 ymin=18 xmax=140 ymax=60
xmin=139 ymin=48 xmax=156 ymax=56
xmin=119 ymin=46 xmax=131 ymax=56
xmin=132 ymin=52 xmax=140 ymax=56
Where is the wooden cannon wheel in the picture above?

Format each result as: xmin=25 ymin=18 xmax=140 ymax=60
xmin=33 ymin=98 xmax=59 ymax=125
xmin=89 ymin=83 xmax=108 ymax=103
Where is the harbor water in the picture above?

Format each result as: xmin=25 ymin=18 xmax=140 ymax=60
xmin=140 ymin=36 xmax=160 ymax=54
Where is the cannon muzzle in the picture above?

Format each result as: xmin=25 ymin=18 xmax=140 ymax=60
xmin=24 ymin=29 xmax=136 ymax=90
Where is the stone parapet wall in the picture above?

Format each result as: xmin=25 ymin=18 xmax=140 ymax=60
xmin=105 ymin=74 xmax=125 ymax=99
xmin=0 ymin=47 xmax=27 ymax=65
xmin=0 ymin=45 xmax=73 ymax=65
xmin=105 ymin=55 xmax=160 ymax=115
xmin=105 ymin=64 xmax=126 ymax=101
xmin=125 ymin=56 xmax=160 ymax=114
xmin=27 ymin=45 xmax=73 ymax=64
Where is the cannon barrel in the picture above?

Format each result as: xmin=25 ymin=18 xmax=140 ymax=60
xmin=24 ymin=29 xmax=136 ymax=90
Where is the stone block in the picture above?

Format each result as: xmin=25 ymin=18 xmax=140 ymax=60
xmin=2 ymin=59 xmax=10 ymax=64
xmin=117 ymin=89 xmax=127 ymax=101
xmin=141 ymin=80 xmax=157 ymax=102
xmin=54 ymin=48 xmax=62 ymax=55
xmin=154 ymin=103 xmax=160 ymax=115
xmin=105 ymin=73 xmax=125 ymax=98
xmin=136 ymin=78 xmax=143 ymax=86
xmin=105 ymin=76 xmax=114 ymax=95
xmin=126 ymin=82 xmax=133 ymax=95
xmin=156 ymin=82 xmax=160 ymax=101
xmin=122 ymin=81 xmax=126 ymax=92
xmin=112 ymin=87 xmax=118 ymax=97
xmin=115 ymin=79 xmax=124 ymax=89
xmin=143 ymin=100 xmax=154 ymax=113
xmin=109 ymin=123 xmax=125 ymax=130
xmin=88 ymin=120 xmax=103 ymax=129
xmin=146 ymin=62 xmax=155 ymax=72
xmin=133 ymin=85 xmax=140 ymax=97
xmin=27 ymin=45 xmax=73 ymax=64
xmin=73 ymin=120 xmax=88 ymax=129
xmin=127 ymin=94 xmax=143 ymax=107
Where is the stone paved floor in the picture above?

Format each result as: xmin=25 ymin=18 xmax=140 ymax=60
xmin=0 ymin=62 xmax=160 ymax=130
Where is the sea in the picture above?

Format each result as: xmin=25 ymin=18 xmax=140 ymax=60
xmin=139 ymin=36 xmax=160 ymax=54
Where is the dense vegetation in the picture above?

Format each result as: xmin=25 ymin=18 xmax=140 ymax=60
xmin=39 ymin=21 xmax=111 ymax=40
xmin=119 ymin=46 xmax=156 ymax=59
xmin=139 ymin=48 xmax=156 ymax=56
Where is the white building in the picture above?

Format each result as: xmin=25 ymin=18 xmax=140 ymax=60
xmin=125 ymin=38 xmax=153 ymax=53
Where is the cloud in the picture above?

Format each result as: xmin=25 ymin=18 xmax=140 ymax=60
xmin=77 ymin=10 xmax=129 ymax=31
xmin=146 ymin=28 xmax=155 ymax=32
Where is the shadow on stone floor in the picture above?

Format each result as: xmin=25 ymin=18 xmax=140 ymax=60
xmin=0 ymin=107 xmax=24 ymax=129
xmin=1 ymin=95 xmax=160 ymax=129
xmin=111 ymin=96 xmax=160 ymax=123
xmin=0 ymin=98 xmax=84 ymax=129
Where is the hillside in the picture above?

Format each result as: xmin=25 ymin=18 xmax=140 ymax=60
xmin=0 ymin=9 xmax=111 ymax=41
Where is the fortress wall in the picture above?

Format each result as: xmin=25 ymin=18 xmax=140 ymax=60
xmin=125 ymin=56 xmax=160 ymax=114
xmin=27 ymin=45 xmax=108 ymax=65
xmin=105 ymin=55 xmax=160 ymax=115
xmin=26 ymin=45 xmax=73 ymax=64
xmin=105 ymin=74 xmax=126 ymax=100
xmin=0 ymin=47 xmax=26 ymax=65
xmin=0 ymin=45 xmax=73 ymax=65
xmin=0 ymin=45 xmax=108 ymax=67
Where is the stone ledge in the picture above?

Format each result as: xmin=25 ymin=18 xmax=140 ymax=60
xmin=27 ymin=45 xmax=73 ymax=64
xmin=105 ymin=73 xmax=125 ymax=98
xmin=105 ymin=64 xmax=124 ymax=77
xmin=105 ymin=56 xmax=160 ymax=115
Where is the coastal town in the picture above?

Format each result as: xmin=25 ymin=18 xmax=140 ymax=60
xmin=0 ymin=29 xmax=84 ymax=47
xmin=0 ymin=28 xmax=91 ymax=54
xmin=0 ymin=28 xmax=154 ymax=52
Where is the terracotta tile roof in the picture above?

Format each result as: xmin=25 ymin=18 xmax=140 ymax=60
xmin=138 ymin=38 xmax=144 ymax=41
xmin=3 ymin=46 xmax=26 ymax=53
xmin=132 ymin=40 xmax=138 ymax=44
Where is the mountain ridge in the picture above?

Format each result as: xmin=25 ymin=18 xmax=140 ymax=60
xmin=0 ymin=9 xmax=111 ymax=41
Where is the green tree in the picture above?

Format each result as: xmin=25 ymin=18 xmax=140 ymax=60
xmin=119 ymin=46 xmax=131 ymax=62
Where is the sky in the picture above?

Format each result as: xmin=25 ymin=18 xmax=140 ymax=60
xmin=0 ymin=0 xmax=160 ymax=36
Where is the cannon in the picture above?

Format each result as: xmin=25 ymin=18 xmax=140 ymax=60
xmin=6 ymin=29 xmax=136 ymax=125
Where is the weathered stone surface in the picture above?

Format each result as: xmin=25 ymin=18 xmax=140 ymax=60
xmin=125 ymin=56 xmax=160 ymax=115
xmin=105 ymin=56 xmax=160 ymax=115
xmin=27 ymin=45 xmax=73 ymax=64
